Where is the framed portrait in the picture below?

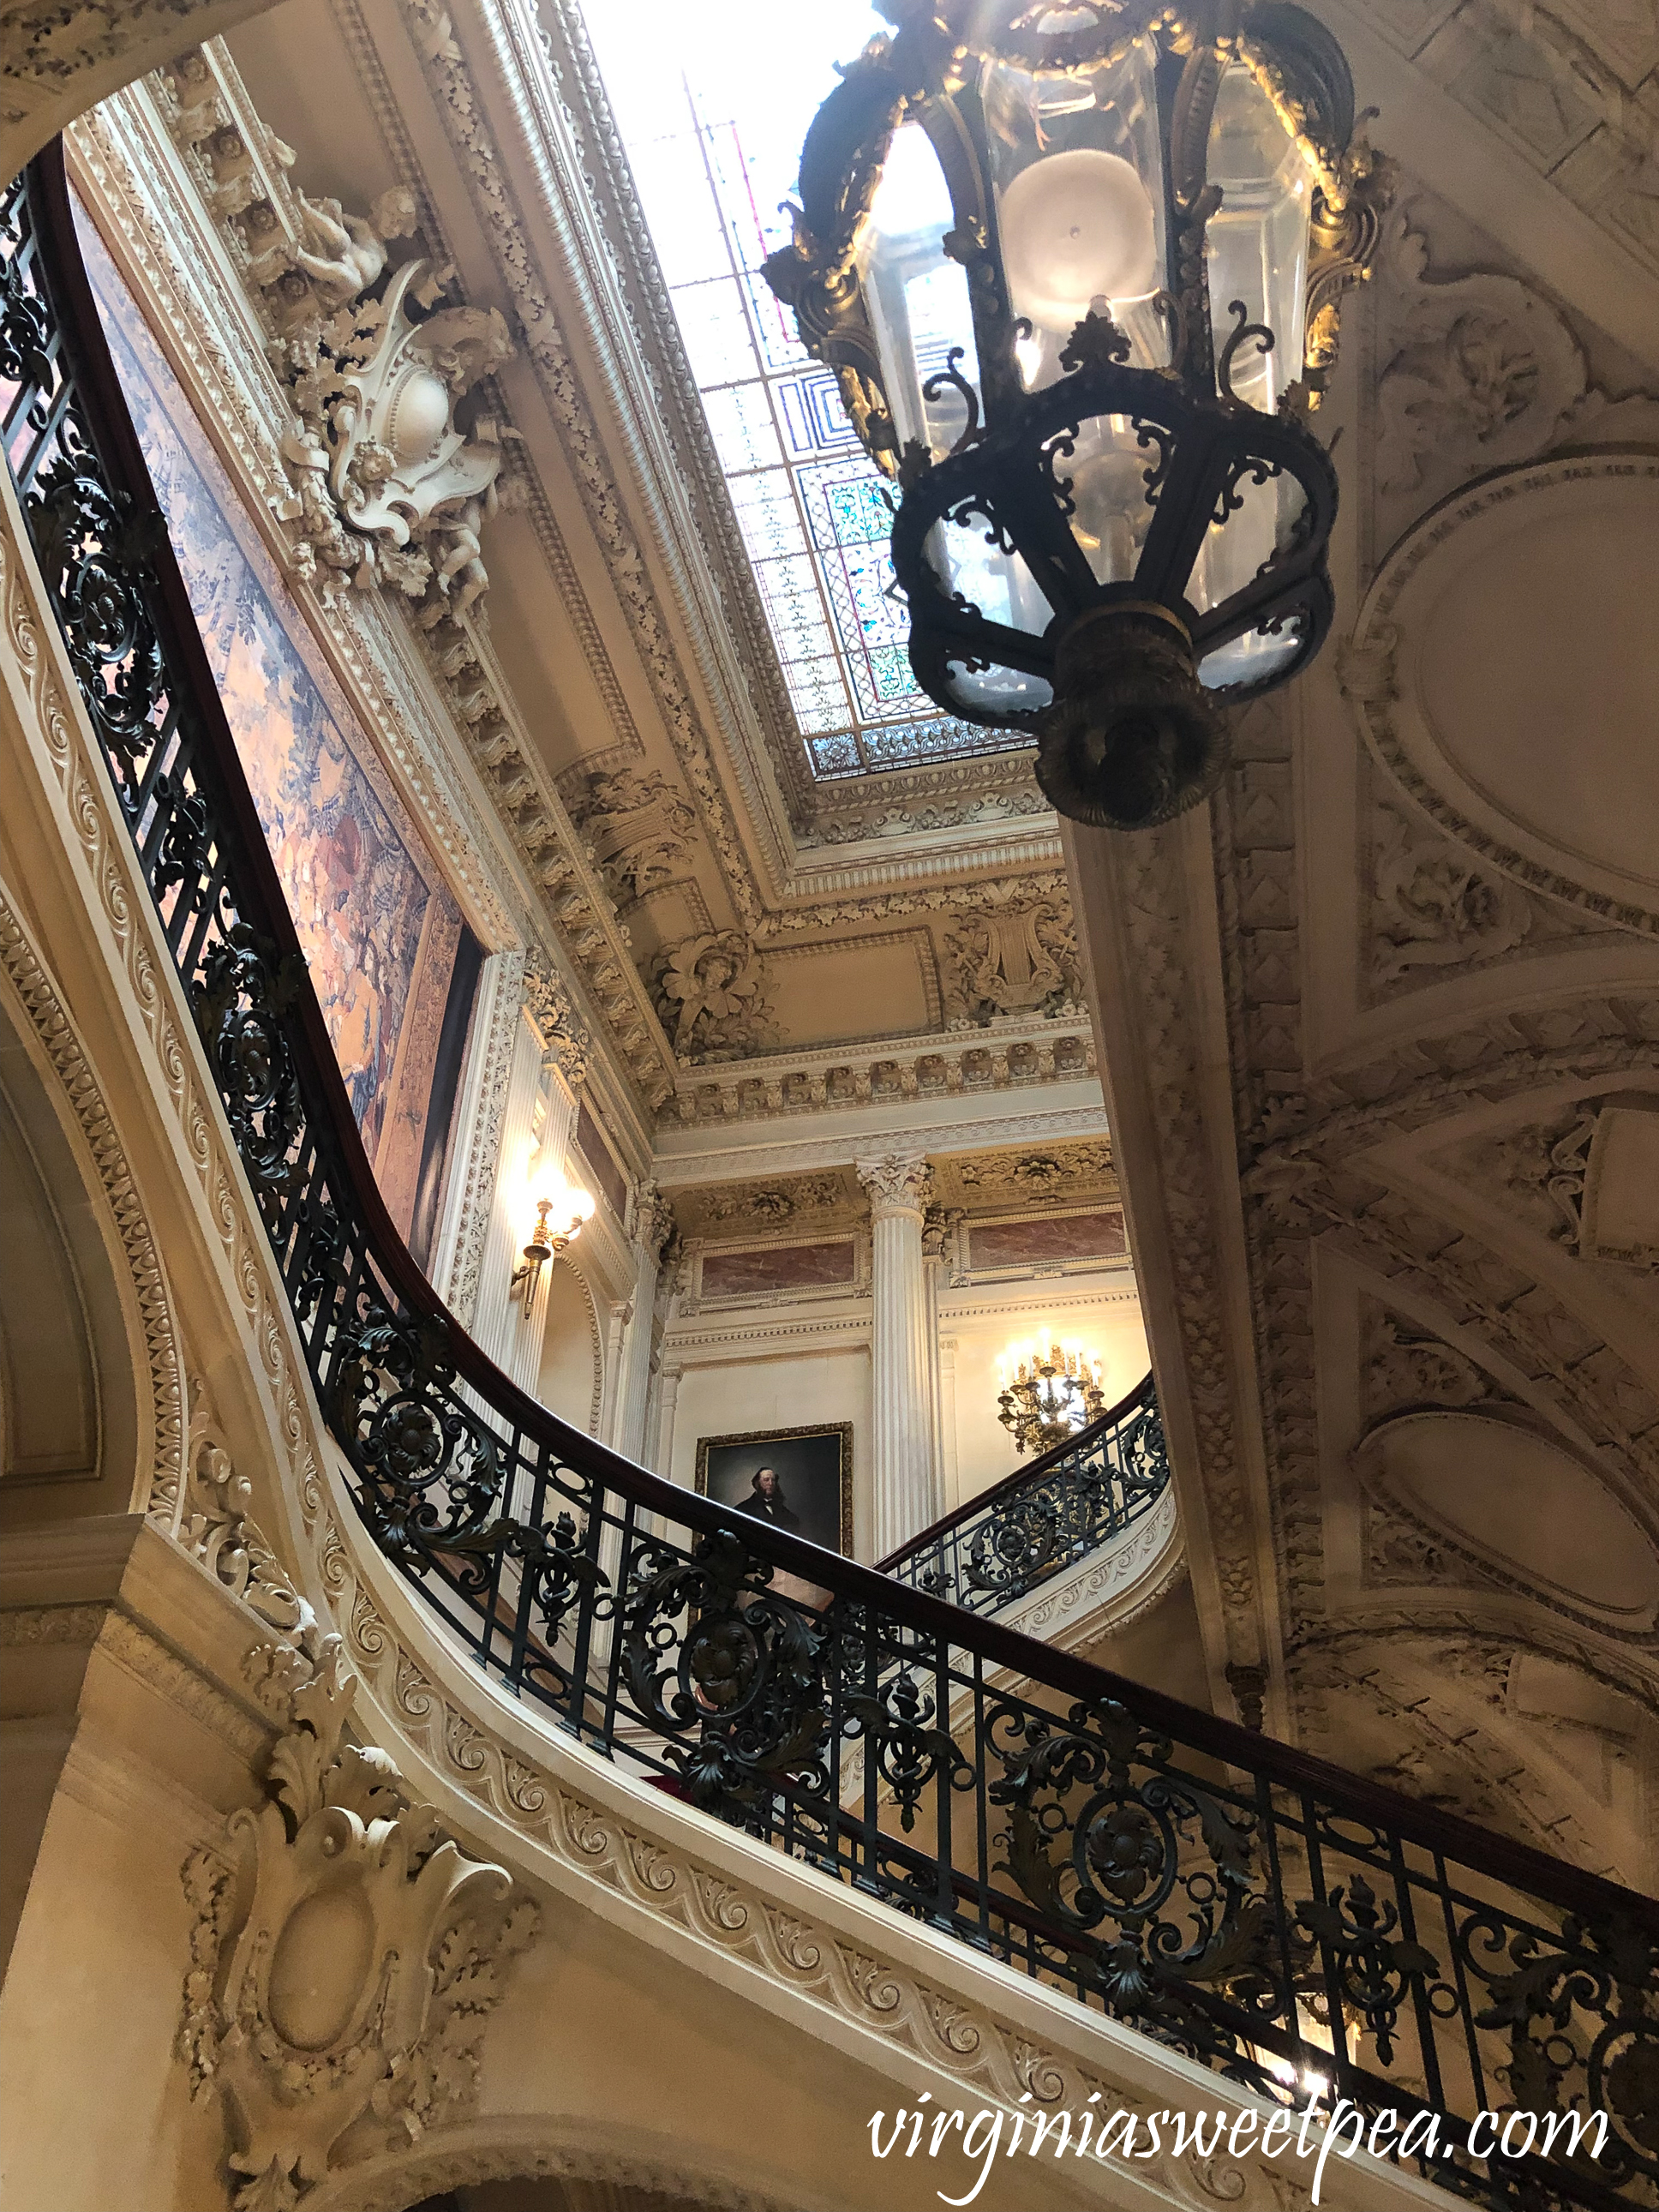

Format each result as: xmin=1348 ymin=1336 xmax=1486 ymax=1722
xmin=694 ymin=1423 xmax=854 ymax=1556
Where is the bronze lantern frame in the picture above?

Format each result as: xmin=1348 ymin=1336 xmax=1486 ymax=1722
xmin=764 ymin=0 xmax=1395 ymax=829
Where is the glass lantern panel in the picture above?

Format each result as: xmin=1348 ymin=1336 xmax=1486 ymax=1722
xmin=1198 ymin=618 xmax=1305 ymax=689
xmin=1189 ymin=460 xmax=1308 ymax=615
xmin=979 ymin=33 xmax=1170 ymax=393
xmin=1045 ymin=412 xmax=1166 ymax=587
xmin=858 ymin=121 xmax=984 ymax=463
xmin=1205 ymin=63 xmax=1315 ymax=411
xmin=945 ymin=656 xmax=1055 ymax=714
xmin=925 ymin=514 xmax=1055 ymax=638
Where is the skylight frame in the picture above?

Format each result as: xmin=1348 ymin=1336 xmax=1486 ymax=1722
xmin=578 ymin=3 xmax=1034 ymax=783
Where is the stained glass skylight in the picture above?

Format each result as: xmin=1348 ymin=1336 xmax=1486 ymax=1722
xmin=579 ymin=0 xmax=1033 ymax=781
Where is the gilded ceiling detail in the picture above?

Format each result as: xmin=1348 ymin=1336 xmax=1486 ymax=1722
xmin=931 ymin=1141 xmax=1118 ymax=1213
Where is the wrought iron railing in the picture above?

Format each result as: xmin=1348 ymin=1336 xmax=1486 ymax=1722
xmin=880 ymin=1372 xmax=1170 ymax=1613
xmin=6 ymin=145 xmax=1656 ymax=2212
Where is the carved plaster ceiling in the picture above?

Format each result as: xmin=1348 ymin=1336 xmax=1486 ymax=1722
xmin=1061 ymin=169 xmax=1659 ymax=1882
xmin=72 ymin=4 xmax=1126 ymax=1130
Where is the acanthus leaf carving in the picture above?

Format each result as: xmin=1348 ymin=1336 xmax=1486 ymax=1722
xmin=278 ymin=257 xmax=511 ymax=616
xmin=1370 ymin=801 xmax=1533 ymax=986
xmin=1375 ymin=209 xmax=1589 ymax=500
xmin=1374 ymin=206 xmax=1659 ymax=519
xmin=522 ymin=944 xmax=592 ymax=1090
xmin=568 ymin=766 xmax=698 ymax=902
xmin=855 ymin=1150 xmax=933 ymax=1218
xmin=157 ymin=46 xmax=514 ymax=625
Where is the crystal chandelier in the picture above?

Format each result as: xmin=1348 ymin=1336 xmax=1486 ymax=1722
xmin=997 ymin=1340 xmax=1108 ymax=1454
xmin=764 ymin=0 xmax=1393 ymax=829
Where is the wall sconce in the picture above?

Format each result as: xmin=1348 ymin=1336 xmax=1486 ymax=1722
xmin=997 ymin=1340 xmax=1106 ymax=1455
xmin=511 ymin=1180 xmax=595 ymax=1314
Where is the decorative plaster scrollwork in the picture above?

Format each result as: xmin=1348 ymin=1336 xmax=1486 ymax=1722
xmin=1376 ymin=212 xmax=1590 ymax=498
xmin=155 ymin=45 xmax=515 ymax=622
xmin=1474 ymin=1096 xmax=1659 ymax=1268
xmin=568 ymin=767 xmax=698 ymax=902
xmin=944 ymin=891 xmax=1081 ymax=1023
xmin=278 ymin=259 xmax=512 ymax=614
xmin=1361 ymin=1309 xmax=1519 ymax=1423
xmin=181 ymin=1377 xmax=314 ymax=1640
xmin=1370 ymin=801 xmax=1533 ymax=985
xmin=178 ymin=1638 xmax=537 ymax=2211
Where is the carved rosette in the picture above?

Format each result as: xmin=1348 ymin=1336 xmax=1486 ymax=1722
xmin=180 ymin=1640 xmax=536 ymax=2209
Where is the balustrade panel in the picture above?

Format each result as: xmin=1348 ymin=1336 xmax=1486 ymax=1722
xmin=5 ymin=148 xmax=1654 ymax=2212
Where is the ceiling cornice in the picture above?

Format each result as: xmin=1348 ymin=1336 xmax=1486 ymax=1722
xmin=382 ymin=0 xmax=1069 ymax=907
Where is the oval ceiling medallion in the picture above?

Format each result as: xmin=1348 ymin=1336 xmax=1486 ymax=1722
xmin=1345 ymin=451 xmax=1659 ymax=932
xmin=1357 ymin=1406 xmax=1659 ymax=1629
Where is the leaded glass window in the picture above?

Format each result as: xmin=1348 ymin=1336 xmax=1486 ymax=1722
xmin=580 ymin=0 xmax=1033 ymax=779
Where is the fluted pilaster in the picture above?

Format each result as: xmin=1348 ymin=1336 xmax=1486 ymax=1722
xmin=857 ymin=1151 xmax=937 ymax=1557
xmin=614 ymin=1183 xmax=674 ymax=1463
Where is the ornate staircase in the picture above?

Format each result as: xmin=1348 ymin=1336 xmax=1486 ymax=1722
xmin=4 ymin=143 xmax=1656 ymax=2212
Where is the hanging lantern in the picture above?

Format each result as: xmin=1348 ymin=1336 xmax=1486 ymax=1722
xmin=764 ymin=0 xmax=1394 ymax=830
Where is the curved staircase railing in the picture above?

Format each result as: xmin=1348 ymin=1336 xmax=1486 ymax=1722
xmin=6 ymin=145 xmax=1656 ymax=2212
xmin=879 ymin=1371 xmax=1170 ymax=1615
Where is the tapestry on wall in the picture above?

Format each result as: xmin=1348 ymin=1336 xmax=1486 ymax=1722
xmin=72 ymin=198 xmax=480 ymax=1246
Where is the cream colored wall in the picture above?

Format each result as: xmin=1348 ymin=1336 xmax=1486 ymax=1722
xmin=668 ymin=1344 xmax=873 ymax=1551
xmin=944 ymin=1280 xmax=1150 ymax=1510
xmin=658 ymin=1268 xmax=1150 ymax=1552
xmin=536 ymin=1259 xmax=604 ymax=1436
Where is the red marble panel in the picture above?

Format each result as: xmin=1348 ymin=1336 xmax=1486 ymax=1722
xmin=967 ymin=1210 xmax=1127 ymax=1269
xmin=700 ymin=1241 xmax=857 ymax=1298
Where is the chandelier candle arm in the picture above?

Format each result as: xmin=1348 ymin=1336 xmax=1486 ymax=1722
xmin=764 ymin=0 xmax=1395 ymax=830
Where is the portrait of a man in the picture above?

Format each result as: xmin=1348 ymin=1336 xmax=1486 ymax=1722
xmin=694 ymin=1424 xmax=853 ymax=1556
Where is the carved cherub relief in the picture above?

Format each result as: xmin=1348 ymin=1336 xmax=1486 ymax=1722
xmin=651 ymin=931 xmax=773 ymax=1062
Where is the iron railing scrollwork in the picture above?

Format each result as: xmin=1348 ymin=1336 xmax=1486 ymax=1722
xmin=5 ymin=146 xmax=1656 ymax=2212
xmin=879 ymin=1371 xmax=1170 ymax=1613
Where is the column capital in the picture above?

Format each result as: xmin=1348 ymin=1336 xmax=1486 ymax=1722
xmin=524 ymin=944 xmax=591 ymax=1089
xmin=855 ymin=1150 xmax=932 ymax=1220
xmin=633 ymin=1176 xmax=678 ymax=1262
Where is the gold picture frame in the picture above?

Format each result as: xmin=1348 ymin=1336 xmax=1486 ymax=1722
xmin=694 ymin=1422 xmax=854 ymax=1556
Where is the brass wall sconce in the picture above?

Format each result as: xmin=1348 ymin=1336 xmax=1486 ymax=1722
xmin=512 ymin=1181 xmax=595 ymax=1314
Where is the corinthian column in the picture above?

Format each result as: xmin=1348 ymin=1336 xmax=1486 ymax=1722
xmin=857 ymin=1152 xmax=937 ymax=1558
